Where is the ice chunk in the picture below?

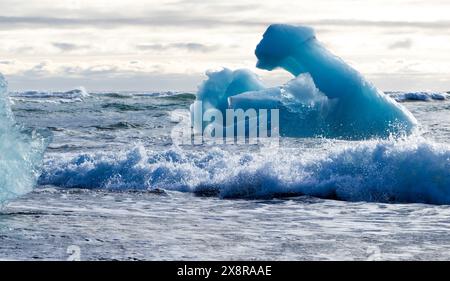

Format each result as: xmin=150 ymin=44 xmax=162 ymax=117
xmin=228 ymin=73 xmax=332 ymax=137
xmin=192 ymin=68 xmax=264 ymax=118
xmin=190 ymin=68 xmax=266 ymax=135
xmin=254 ymin=24 xmax=417 ymax=138
xmin=0 ymin=74 xmax=47 ymax=205
xmin=228 ymin=87 xmax=281 ymax=110
xmin=191 ymin=24 xmax=418 ymax=139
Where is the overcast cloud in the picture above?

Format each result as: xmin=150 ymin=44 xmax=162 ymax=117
xmin=1 ymin=0 xmax=449 ymax=91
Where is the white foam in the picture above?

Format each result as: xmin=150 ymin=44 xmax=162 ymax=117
xmin=388 ymin=92 xmax=449 ymax=102
xmin=39 ymin=136 xmax=450 ymax=205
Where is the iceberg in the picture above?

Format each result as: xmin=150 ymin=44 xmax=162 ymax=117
xmin=190 ymin=68 xmax=266 ymax=133
xmin=192 ymin=24 xmax=418 ymax=139
xmin=0 ymin=74 xmax=47 ymax=205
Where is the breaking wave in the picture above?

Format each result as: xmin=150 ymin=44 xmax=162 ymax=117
xmin=39 ymin=137 xmax=450 ymax=205
xmin=387 ymin=91 xmax=449 ymax=102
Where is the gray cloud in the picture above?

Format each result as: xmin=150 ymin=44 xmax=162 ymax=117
xmin=52 ymin=42 xmax=90 ymax=51
xmin=2 ymin=15 xmax=450 ymax=31
xmin=165 ymin=1 xmax=259 ymax=13
xmin=15 ymin=46 xmax=34 ymax=54
xmin=0 ymin=15 xmax=224 ymax=29
xmin=171 ymin=43 xmax=219 ymax=52
xmin=301 ymin=19 xmax=450 ymax=30
xmin=58 ymin=65 xmax=121 ymax=77
xmin=136 ymin=42 xmax=219 ymax=53
xmin=388 ymin=39 xmax=413 ymax=50
xmin=6 ymin=72 xmax=204 ymax=92
xmin=57 ymin=63 xmax=163 ymax=77
xmin=136 ymin=44 xmax=169 ymax=51
xmin=23 ymin=62 xmax=49 ymax=77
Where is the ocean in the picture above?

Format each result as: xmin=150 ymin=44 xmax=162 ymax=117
xmin=0 ymin=89 xmax=449 ymax=260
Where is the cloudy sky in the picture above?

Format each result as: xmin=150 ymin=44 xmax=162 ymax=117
xmin=1 ymin=0 xmax=450 ymax=92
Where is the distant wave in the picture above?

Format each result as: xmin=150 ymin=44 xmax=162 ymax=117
xmin=10 ymin=90 xmax=195 ymax=103
xmin=131 ymin=91 xmax=193 ymax=99
xmin=10 ymin=87 xmax=89 ymax=103
xmin=11 ymin=87 xmax=89 ymax=99
xmin=387 ymin=91 xmax=449 ymax=102
xmin=161 ymin=93 xmax=195 ymax=101
xmin=95 ymin=91 xmax=194 ymax=99
xmin=92 ymin=121 xmax=141 ymax=130
xmin=101 ymin=102 xmax=157 ymax=112
xmin=39 ymin=138 xmax=450 ymax=205
xmin=95 ymin=92 xmax=132 ymax=99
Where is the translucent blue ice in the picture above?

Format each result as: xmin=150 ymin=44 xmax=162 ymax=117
xmin=192 ymin=24 xmax=418 ymax=139
xmin=0 ymin=74 xmax=47 ymax=205
xmin=190 ymin=68 xmax=265 ymax=131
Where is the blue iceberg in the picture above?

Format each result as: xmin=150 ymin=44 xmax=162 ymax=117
xmin=192 ymin=24 xmax=418 ymax=139
xmin=0 ymin=74 xmax=47 ymax=205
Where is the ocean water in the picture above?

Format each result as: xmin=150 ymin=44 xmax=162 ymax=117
xmin=1 ymin=89 xmax=450 ymax=260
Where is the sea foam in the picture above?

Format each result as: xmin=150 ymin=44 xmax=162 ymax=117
xmin=39 ymin=137 xmax=450 ymax=205
xmin=387 ymin=91 xmax=449 ymax=102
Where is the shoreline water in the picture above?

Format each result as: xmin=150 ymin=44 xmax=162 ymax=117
xmin=0 ymin=89 xmax=449 ymax=260
xmin=3 ymin=187 xmax=450 ymax=261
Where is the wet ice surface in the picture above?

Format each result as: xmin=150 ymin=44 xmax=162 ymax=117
xmin=2 ymin=188 xmax=450 ymax=260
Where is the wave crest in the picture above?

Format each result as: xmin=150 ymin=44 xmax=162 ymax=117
xmin=39 ymin=138 xmax=450 ymax=205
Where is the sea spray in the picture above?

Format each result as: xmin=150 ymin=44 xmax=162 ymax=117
xmin=38 ymin=137 xmax=450 ymax=205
